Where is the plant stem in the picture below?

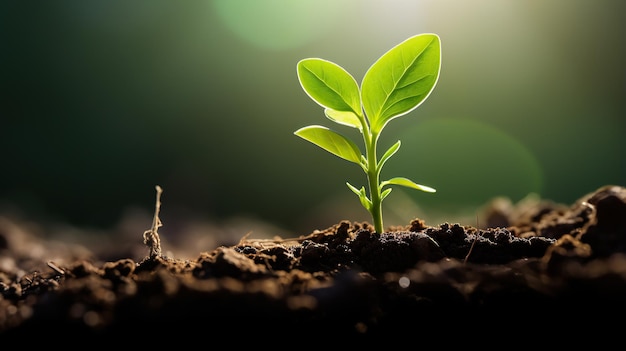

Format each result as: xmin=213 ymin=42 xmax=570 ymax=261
xmin=365 ymin=131 xmax=384 ymax=233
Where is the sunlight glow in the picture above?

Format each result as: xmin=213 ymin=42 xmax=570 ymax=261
xmin=212 ymin=0 xmax=348 ymax=50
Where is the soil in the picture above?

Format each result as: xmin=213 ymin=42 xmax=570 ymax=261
xmin=1 ymin=184 xmax=626 ymax=344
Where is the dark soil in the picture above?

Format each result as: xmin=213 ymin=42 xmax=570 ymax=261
xmin=2 ymin=185 xmax=626 ymax=344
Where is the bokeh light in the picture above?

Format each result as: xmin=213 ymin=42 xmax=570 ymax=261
xmin=212 ymin=0 xmax=347 ymax=50
xmin=385 ymin=118 xmax=544 ymax=223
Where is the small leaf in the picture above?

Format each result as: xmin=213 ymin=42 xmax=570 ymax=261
xmin=347 ymin=182 xmax=372 ymax=210
xmin=346 ymin=182 xmax=362 ymax=196
xmin=362 ymin=33 xmax=441 ymax=133
xmin=378 ymin=140 xmax=401 ymax=172
xmin=381 ymin=188 xmax=392 ymax=201
xmin=297 ymin=58 xmax=362 ymax=115
xmin=324 ymin=109 xmax=362 ymax=129
xmin=294 ymin=125 xmax=362 ymax=164
xmin=381 ymin=177 xmax=436 ymax=193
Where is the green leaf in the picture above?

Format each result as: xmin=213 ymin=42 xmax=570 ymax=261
xmin=381 ymin=177 xmax=436 ymax=193
xmin=294 ymin=125 xmax=362 ymax=164
xmin=362 ymin=33 xmax=441 ymax=134
xmin=346 ymin=182 xmax=362 ymax=196
xmin=347 ymin=182 xmax=372 ymax=210
xmin=324 ymin=109 xmax=362 ymax=130
xmin=380 ymin=188 xmax=392 ymax=201
xmin=378 ymin=140 xmax=401 ymax=172
xmin=297 ymin=58 xmax=362 ymax=115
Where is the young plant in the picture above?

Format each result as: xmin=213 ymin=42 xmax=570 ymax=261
xmin=294 ymin=33 xmax=441 ymax=234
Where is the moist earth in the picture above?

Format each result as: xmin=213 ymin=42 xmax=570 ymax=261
xmin=1 ymin=185 xmax=625 ymax=343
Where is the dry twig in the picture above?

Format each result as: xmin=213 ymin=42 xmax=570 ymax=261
xmin=143 ymin=185 xmax=163 ymax=258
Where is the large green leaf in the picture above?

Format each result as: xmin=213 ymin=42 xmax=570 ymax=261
xmin=297 ymin=58 xmax=362 ymax=115
xmin=361 ymin=33 xmax=441 ymax=134
xmin=294 ymin=125 xmax=362 ymax=164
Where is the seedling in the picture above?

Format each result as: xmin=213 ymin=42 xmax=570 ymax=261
xmin=294 ymin=33 xmax=441 ymax=233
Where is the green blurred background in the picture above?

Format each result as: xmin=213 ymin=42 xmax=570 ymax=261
xmin=1 ymin=0 xmax=624 ymax=235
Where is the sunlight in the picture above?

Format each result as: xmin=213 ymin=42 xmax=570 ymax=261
xmin=212 ymin=0 xmax=348 ymax=50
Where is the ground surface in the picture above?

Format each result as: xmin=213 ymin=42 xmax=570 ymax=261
xmin=1 ymin=185 xmax=626 ymax=343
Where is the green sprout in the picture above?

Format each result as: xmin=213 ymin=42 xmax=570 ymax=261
xmin=294 ymin=33 xmax=441 ymax=234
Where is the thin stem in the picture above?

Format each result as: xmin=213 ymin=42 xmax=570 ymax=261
xmin=365 ymin=130 xmax=384 ymax=234
xmin=357 ymin=111 xmax=384 ymax=233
